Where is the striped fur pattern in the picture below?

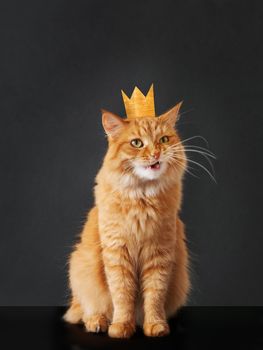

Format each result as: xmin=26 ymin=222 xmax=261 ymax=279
xmin=64 ymin=105 xmax=190 ymax=338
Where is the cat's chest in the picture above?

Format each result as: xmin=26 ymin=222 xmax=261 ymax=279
xmin=120 ymin=197 xmax=163 ymax=239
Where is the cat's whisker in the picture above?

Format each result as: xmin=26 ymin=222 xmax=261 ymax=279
xmin=165 ymin=152 xmax=197 ymax=175
xmin=173 ymin=135 xmax=210 ymax=148
xmin=171 ymin=159 xmax=200 ymax=179
xmin=174 ymin=149 xmax=215 ymax=160
xmin=172 ymin=148 xmax=216 ymax=159
xmin=165 ymin=143 xmax=216 ymax=179
xmin=167 ymin=149 xmax=216 ymax=182
xmin=172 ymin=145 xmax=216 ymax=158
xmin=174 ymin=155 xmax=217 ymax=183
xmin=170 ymin=142 xmax=215 ymax=155
xmin=193 ymin=152 xmax=216 ymax=177
xmin=173 ymin=149 xmax=215 ymax=174
xmin=183 ymin=145 xmax=215 ymax=156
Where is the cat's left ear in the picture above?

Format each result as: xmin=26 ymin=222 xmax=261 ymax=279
xmin=101 ymin=109 xmax=128 ymax=138
xmin=159 ymin=101 xmax=183 ymax=127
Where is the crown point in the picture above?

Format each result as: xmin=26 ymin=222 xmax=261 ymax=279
xmin=121 ymin=84 xmax=156 ymax=119
xmin=121 ymin=90 xmax=128 ymax=99
xmin=146 ymin=84 xmax=154 ymax=98
xmin=132 ymin=86 xmax=143 ymax=98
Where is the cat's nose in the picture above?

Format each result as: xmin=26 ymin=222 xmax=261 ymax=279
xmin=152 ymin=151 xmax=160 ymax=160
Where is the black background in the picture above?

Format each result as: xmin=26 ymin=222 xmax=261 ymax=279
xmin=1 ymin=0 xmax=262 ymax=306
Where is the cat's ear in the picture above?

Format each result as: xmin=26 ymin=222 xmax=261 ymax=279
xmin=101 ymin=109 xmax=127 ymax=138
xmin=159 ymin=101 xmax=183 ymax=127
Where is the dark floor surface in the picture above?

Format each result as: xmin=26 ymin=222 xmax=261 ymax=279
xmin=1 ymin=307 xmax=263 ymax=350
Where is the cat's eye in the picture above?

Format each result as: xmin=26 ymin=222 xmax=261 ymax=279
xmin=130 ymin=138 xmax=144 ymax=148
xmin=160 ymin=135 xmax=169 ymax=143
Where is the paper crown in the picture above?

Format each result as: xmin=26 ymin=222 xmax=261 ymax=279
xmin=121 ymin=84 xmax=156 ymax=119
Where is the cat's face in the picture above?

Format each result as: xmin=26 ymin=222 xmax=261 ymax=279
xmin=102 ymin=104 xmax=186 ymax=182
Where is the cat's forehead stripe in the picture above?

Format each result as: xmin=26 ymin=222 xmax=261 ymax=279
xmin=131 ymin=118 xmax=164 ymax=139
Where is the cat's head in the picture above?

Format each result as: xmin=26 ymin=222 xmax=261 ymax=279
xmin=102 ymin=103 xmax=186 ymax=183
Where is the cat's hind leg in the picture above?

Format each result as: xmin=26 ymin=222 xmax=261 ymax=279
xmin=63 ymin=296 xmax=83 ymax=324
xmin=69 ymin=246 xmax=112 ymax=332
xmin=65 ymin=207 xmax=113 ymax=333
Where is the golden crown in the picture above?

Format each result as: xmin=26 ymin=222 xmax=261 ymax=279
xmin=121 ymin=84 xmax=156 ymax=119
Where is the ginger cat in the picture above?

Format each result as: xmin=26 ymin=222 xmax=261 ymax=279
xmin=64 ymin=103 xmax=190 ymax=338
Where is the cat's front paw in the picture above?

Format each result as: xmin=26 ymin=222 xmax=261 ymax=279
xmin=143 ymin=322 xmax=170 ymax=337
xmin=108 ymin=322 xmax=135 ymax=338
xmin=83 ymin=314 xmax=109 ymax=333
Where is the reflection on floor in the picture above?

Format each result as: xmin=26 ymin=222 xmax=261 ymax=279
xmin=1 ymin=307 xmax=263 ymax=350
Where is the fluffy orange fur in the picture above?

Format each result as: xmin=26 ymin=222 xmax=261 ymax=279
xmin=64 ymin=104 xmax=190 ymax=338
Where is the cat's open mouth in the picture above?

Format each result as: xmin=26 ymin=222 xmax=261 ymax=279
xmin=147 ymin=161 xmax=161 ymax=170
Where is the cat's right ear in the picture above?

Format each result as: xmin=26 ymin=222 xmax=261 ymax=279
xmin=101 ymin=109 xmax=127 ymax=138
